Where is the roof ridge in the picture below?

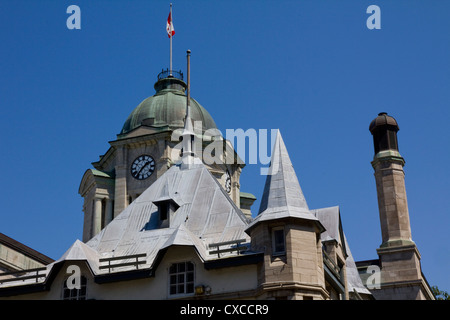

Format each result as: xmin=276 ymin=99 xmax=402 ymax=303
xmin=0 ymin=233 xmax=54 ymax=265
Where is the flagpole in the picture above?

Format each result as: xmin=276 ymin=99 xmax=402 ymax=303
xmin=169 ymin=3 xmax=173 ymax=76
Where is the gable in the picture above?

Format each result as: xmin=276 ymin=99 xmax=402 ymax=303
xmin=311 ymin=206 xmax=347 ymax=257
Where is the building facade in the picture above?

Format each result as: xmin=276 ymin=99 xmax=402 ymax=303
xmin=78 ymin=70 xmax=247 ymax=242
xmin=0 ymin=57 xmax=434 ymax=300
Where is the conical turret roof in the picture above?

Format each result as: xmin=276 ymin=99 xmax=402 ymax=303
xmin=246 ymin=130 xmax=323 ymax=232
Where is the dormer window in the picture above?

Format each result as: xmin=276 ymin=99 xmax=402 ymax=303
xmin=159 ymin=202 xmax=169 ymax=221
xmin=153 ymin=197 xmax=180 ymax=228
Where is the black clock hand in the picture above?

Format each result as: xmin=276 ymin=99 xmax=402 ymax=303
xmin=137 ymin=161 xmax=151 ymax=175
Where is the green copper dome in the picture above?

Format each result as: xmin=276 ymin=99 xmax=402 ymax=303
xmin=119 ymin=72 xmax=217 ymax=137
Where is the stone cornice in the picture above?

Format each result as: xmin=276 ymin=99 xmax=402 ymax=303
xmin=371 ymin=150 xmax=405 ymax=168
xmin=377 ymin=242 xmax=421 ymax=260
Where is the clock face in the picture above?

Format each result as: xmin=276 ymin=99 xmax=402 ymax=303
xmin=225 ymin=170 xmax=231 ymax=193
xmin=131 ymin=155 xmax=155 ymax=180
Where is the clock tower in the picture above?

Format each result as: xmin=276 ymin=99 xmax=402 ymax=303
xmin=78 ymin=68 xmax=245 ymax=242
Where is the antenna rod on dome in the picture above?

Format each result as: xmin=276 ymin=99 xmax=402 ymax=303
xmin=186 ymin=49 xmax=191 ymax=118
xmin=180 ymin=49 xmax=195 ymax=167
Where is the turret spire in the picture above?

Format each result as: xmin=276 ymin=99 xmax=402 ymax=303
xmin=246 ymin=130 xmax=323 ymax=232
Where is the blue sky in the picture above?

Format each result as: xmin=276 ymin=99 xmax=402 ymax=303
xmin=1 ymin=1 xmax=449 ymax=292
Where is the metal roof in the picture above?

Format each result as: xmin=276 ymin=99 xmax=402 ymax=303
xmin=83 ymin=160 xmax=252 ymax=273
xmin=0 ymin=130 xmax=370 ymax=297
xmin=369 ymin=112 xmax=399 ymax=133
xmin=0 ymin=233 xmax=54 ymax=265
xmin=119 ymin=88 xmax=217 ymax=137
xmin=344 ymin=235 xmax=372 ymax=295
xmin=239 ymin=192 xmax=257 ymax=200
xmin=311 ymin=206 xmax=345 ymax=248
xmin=0 ymin=160 xmax=254 ymax=286
xmin=312 ymin=206 xmax=372 ymax=296
xmin=246 ymin=130 xmax=324 ymax=232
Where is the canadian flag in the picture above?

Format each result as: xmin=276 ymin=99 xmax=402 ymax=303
xmin=166 ymin=12 xmax=175 ymax=38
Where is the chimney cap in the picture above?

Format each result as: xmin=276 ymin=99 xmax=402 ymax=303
xmin=369 ymin=112 xmax=399 ymax=134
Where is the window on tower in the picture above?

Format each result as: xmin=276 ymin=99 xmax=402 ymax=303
xmin=272 ymin=227 xmax=286 ymax=256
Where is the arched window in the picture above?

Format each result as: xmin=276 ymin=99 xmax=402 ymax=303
xmin=169 ymin=262 xmax=194 ymax=295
